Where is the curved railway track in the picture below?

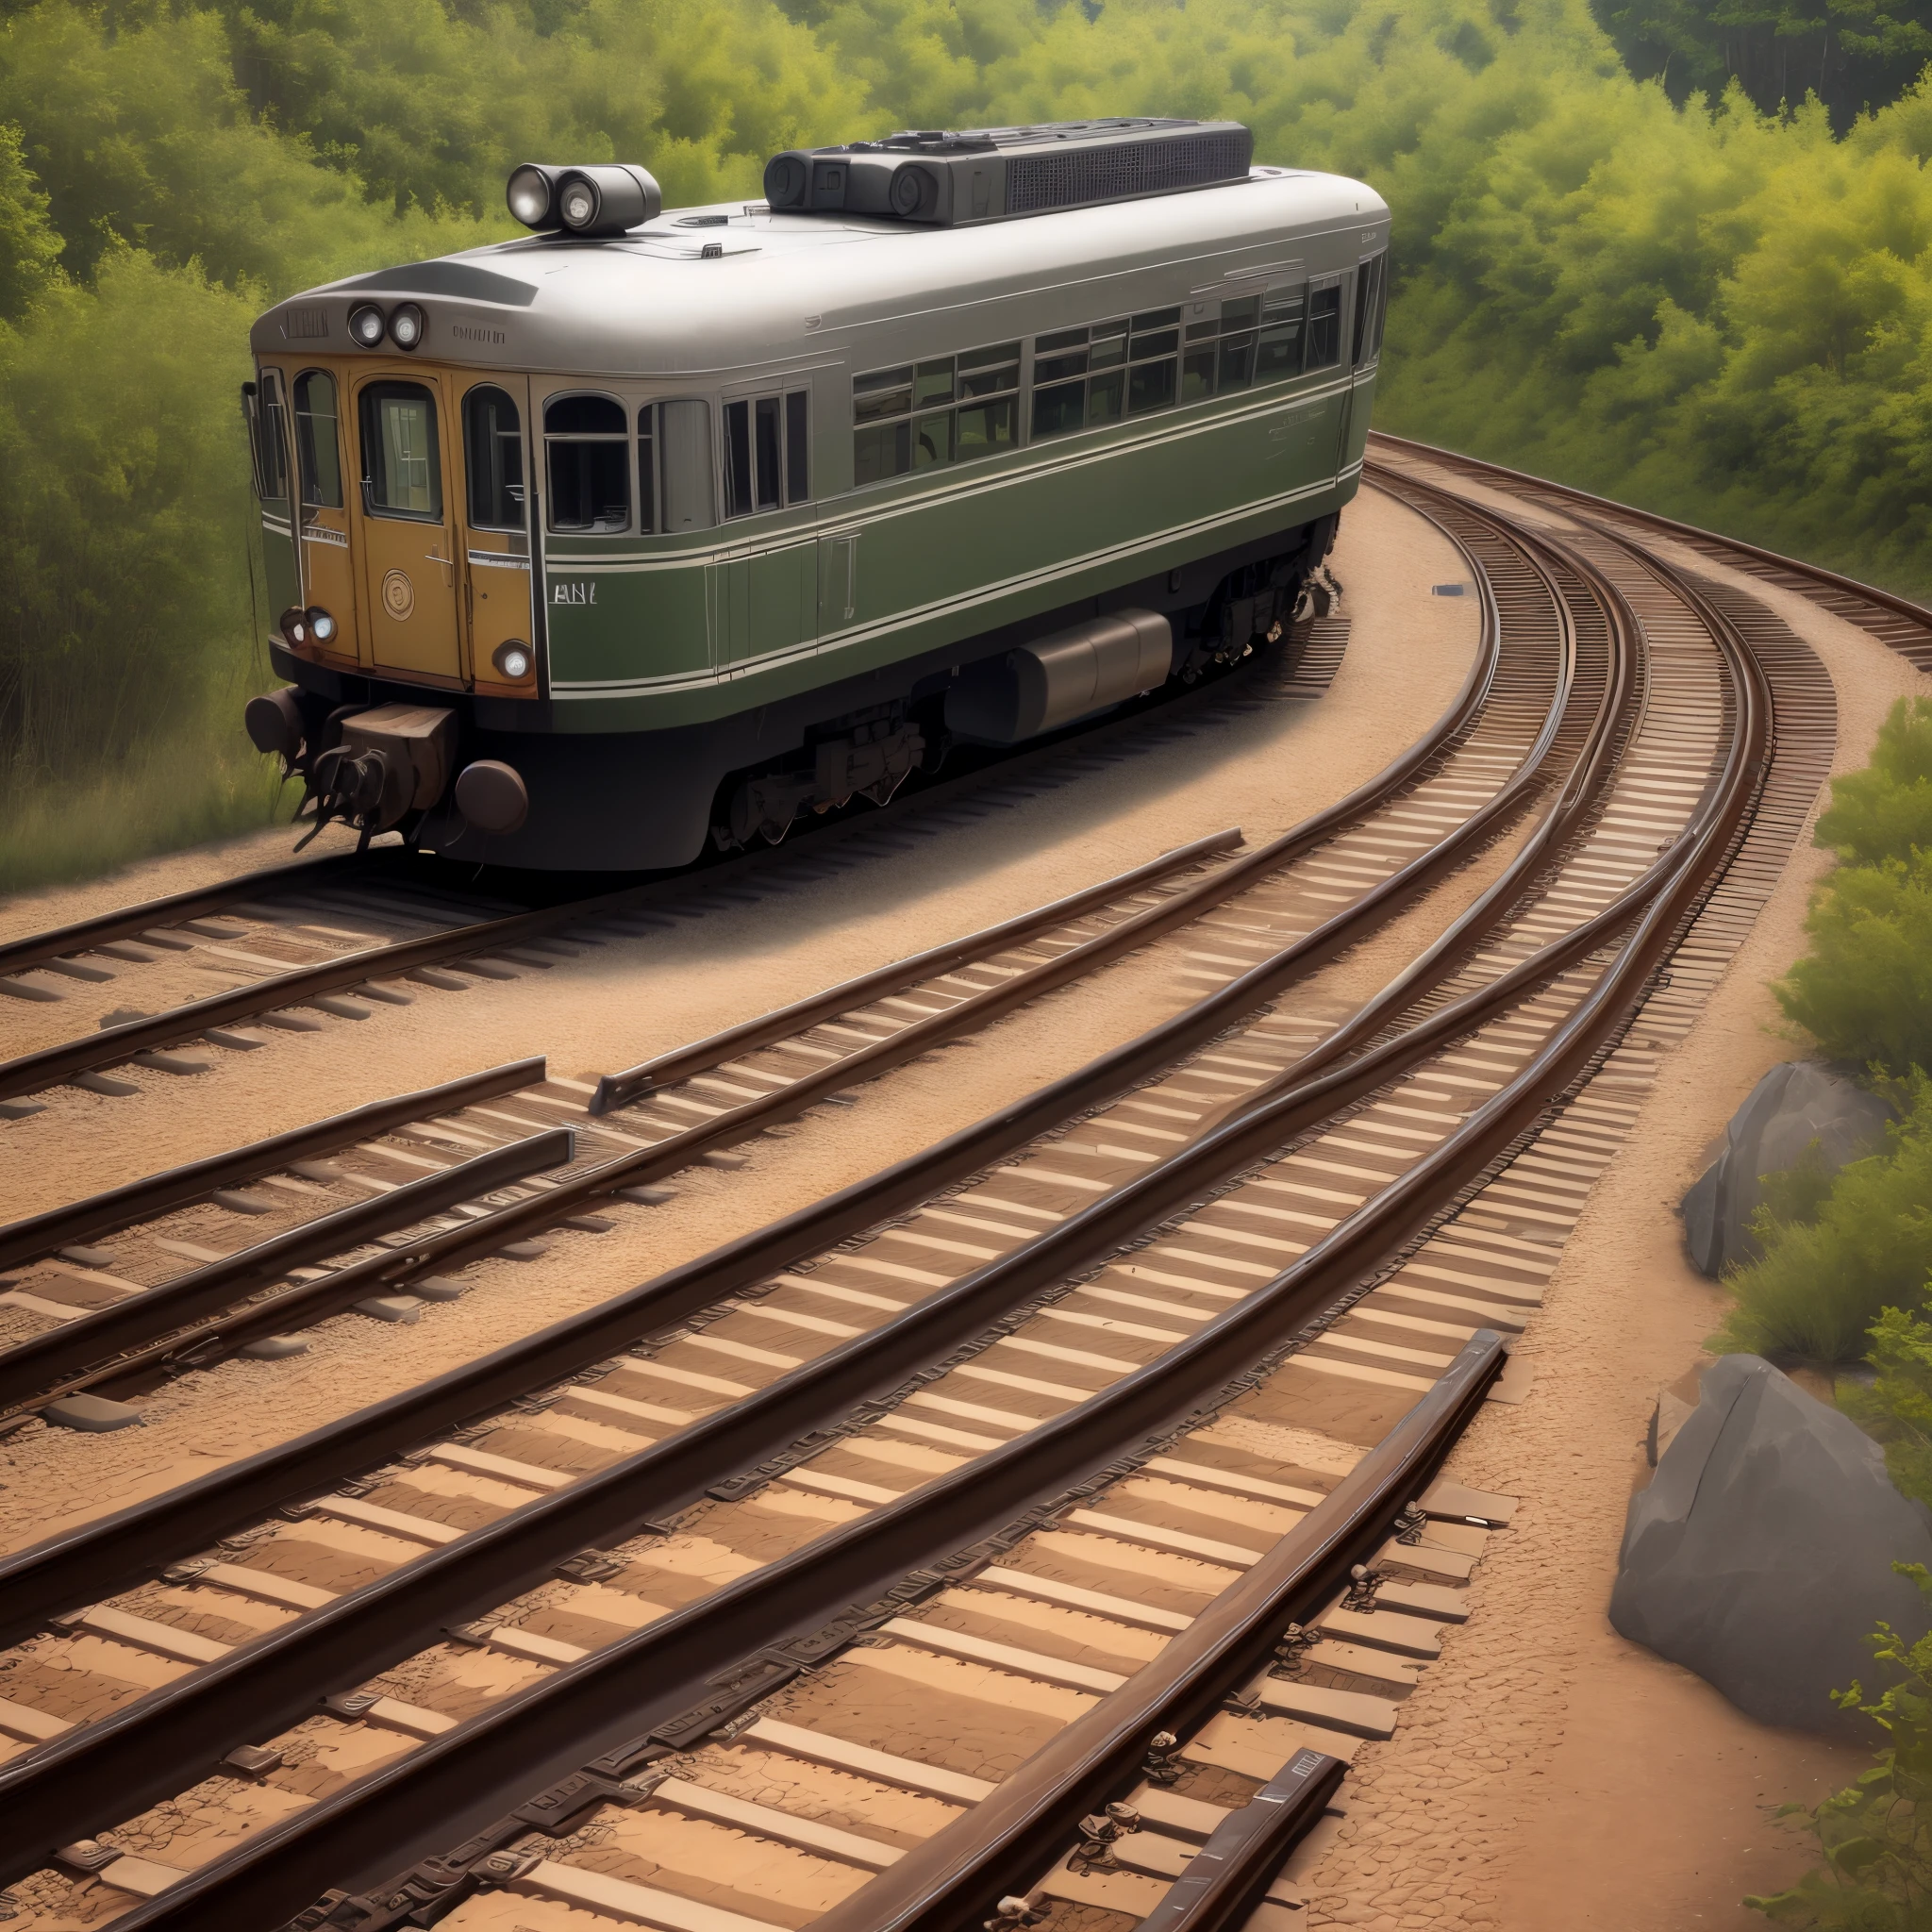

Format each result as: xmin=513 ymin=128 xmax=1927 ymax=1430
xmin=0 ymin=462 xmax=1869 ymax=1932
xmin=0 ymin=633 xmax=1347 ymax=1116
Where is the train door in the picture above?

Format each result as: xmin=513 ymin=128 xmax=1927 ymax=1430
xmin=1336 ymin=253 xmax=1386 ymax=475
xmin=456 ymin=376 xmax=538 ymax=694
xmin=245 ymin=367 xmax=302 ymax=624
xmin=291 ymin=366 xmax=360 ymax=669
xmin=349 ymin=369 xmax=464 ymax=685
xmin=715 ymin=387 xmax=815 ymax=675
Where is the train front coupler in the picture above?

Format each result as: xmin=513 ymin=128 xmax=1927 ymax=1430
xmin=287 ymin=703 xmax=459 ymax=854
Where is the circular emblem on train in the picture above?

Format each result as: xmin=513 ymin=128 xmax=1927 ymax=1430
xmin=382 ymin=570 xmax=415 ymax=620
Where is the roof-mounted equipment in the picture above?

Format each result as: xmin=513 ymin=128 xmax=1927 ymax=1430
xmin=762 ymin=118 xmax=1254 ymax=226
xmin=507 ymin=161 xmax=663 ymax=237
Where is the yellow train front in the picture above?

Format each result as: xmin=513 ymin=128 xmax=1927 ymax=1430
xmin=243 ymin=119 xmax=1389 ymax=868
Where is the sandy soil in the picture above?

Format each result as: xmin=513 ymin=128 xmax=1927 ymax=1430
xmin=0 ymin=487 xmax=1495 ymax=1553
xmin=1301 ymin=507 xmax=1927 ymax=1930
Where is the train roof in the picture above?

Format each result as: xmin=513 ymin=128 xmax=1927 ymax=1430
xmin=252 ymin=165 xmax=1389 ymax=380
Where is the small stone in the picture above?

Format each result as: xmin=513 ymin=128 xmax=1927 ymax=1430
xmin=616 ymin=1186 xmax=675 ymax=1206
xmin=239 ymin=1335 xmax=309 ymax=1359
xmin=42 ymin=1394 xmax=143 ymax=1433
xmin=700 ymin=1151 xmax=749 ymax=1171
xmin=412 ymin=1276 xmax=471 ymax=1302
xmin=500 ymin=1241 xmax=550 ymax=1261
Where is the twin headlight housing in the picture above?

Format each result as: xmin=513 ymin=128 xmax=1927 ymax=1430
xmin=346 ymin=301 xmax=425 ymax=352
xmin=280 ymin=606 xmax=339 ymax=648
xmin=506 ymin=162 xmax=663 ymax=238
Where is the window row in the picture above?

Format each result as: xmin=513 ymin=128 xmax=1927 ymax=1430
xmin=256 ymin=375 xmax=810 ymax=536
xmin=848 ymin=262 xmax=1374 ymax=485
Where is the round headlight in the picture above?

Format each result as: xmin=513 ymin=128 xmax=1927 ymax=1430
xmin=278 ymin=605 xmax=308 ymax=646
xmin=559 ymin=178 xmax=599 ymax=230
xmin=508 ymin=165 xmax=554 ymax=228
xmin=389 ymin=303 xmax=425 ymax=351
xmin=492 ymin=640 xmax=533 ymax=681
xmin=347 ymin=303 xmax=386 ymax=349
xmin=307 ymin=606 xmax=337 ymax=644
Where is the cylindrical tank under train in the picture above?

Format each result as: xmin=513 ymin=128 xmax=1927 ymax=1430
xmin=242 ymin=118 xmax=1390 ymax=870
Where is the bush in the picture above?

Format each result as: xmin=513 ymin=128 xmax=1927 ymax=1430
xmin=1776 ymin=860 xmax=1932 ymax=1077
xmin=1715 ymin=1079 xmax=1932 ymax=1364
xmin=1748 ymin=1563 xmax=1932 ymax=1929
xmin=1814 ymin=700 xmax=1932 ymax=870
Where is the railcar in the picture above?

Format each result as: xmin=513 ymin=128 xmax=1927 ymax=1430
xmin=242 ymin=117 xmax=1390 ymax=868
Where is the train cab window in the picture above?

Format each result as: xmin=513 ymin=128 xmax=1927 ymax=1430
xmin=853 ymin=343 xmax=1014 ymax=485
xmin=248 ymin=371 xmax=291 ymax=504
xmin=1353 ymin=252 xmax=1388 ymax=365
xmin=463 ymin=385 xmax=525 ymax=531
xmin=723 ymin=391 xmax=809 ymax=518
xmin=293 ymin=371 xmax=342 ymax=509
xmin=545 ymin=392 xmax=629 ymax=534
xmin=358 ymin=380 xmax=442 ymax=522
xmin=1253 ymin=284 xmax=1307 ymax=384
xmin=1305 ymin=276 xmax=1344 ymax=372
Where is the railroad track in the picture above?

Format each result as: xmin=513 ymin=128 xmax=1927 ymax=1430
xmin=0 ymin=628 xmax=1347 ymax=1117
xmin=0 ymin=531 xmax=1522 ymax=1428
xmin=0 ymin=467 xmax=1857 ymax=1932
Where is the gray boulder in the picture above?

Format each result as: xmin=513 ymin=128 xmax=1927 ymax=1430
xmin=1610 ymin=1354 xmax=1932 ymax=1735
xmin=1681 ymin=1060 xmax=1892 ymax=1276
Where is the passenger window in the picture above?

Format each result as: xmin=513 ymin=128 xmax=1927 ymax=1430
xmin=1126 ymin=308 xmax=1180 ymax=418
xmin=358 ymin=380 xmax=441 ymax=522
xmin=1305 ymin=277 xmax=1344 ymax=372
xmin=852 ymin=344 xmax=1014 ymax=485
xmin=1253 ymin=283 xmax=1307 ymax=385
xmin=249 ymin=371 xmax=291 ymax=505
xmin=724 ymin=391 xmax=809 ymax=518
xmin=293 ymin=371 xmax=342 ymax=510
xmin=463 ymin=386 xmax=525 ymax=531
xmin=1030 ymin=320 xmax=1129 ymax=441
xmin=544 ymin=392 xmax=628 ymax=534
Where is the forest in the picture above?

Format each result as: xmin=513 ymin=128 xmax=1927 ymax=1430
xmin=8 ymin=0 xmax=1932 ymax=883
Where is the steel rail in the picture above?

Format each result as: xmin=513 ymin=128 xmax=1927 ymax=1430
xmin=0 ymin=1059 xmax=547 ymax=1274
xmin=588 ymin=828 xmax=1245 ymax=1114
xmin=17 ymin=549 xmax=1519 ymax=1398
xmin=1368 ymin=428 xmax=1932 ymax=641
xmin=0 ymin=511 xmax=1641 ymax=1894
xmin=0 ymin=1130 xmax=575 ymax=1410
xmin=807 ymin=1339 xmax=1503 ymax=1932
xmin=0 ymin=626 xmax=1328 ymax=1106
xmin=0 ymin=853 xmax=374 ymax=982
xmin=107 ymin=552 xmax=1765 ymax=1928
xmin=1129 ymin=1749 xmax=1352 ymax=1932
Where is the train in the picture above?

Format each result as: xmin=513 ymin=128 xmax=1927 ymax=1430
xmin=242 ymin=117 xmax=1389 ymax=869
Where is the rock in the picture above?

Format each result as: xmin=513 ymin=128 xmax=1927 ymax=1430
xmin=1610 ymin=1354 xmax=1932 ymax=1733
xmin=1680 ymin=1060 xmax=1893 ymax=1276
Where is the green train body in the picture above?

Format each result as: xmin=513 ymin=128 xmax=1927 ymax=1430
xmin=243 ymin=119 xmax=1389 ymax=868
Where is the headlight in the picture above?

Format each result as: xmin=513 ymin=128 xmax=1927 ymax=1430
xmin=279 ymin=605 xmax=308 ymax=646
xmin=389 ymin=303 xmax=425 ymax=351
xmin=507 ymin=164 xmax=555 ymax=228
xmin=491 ymin=639 xmax=533 ymax=681
xmin=347 ymin=304 xmax=386 ymax=349
xmin=553 ymin=165 xmax=661 ymax=237
xmin=307 ymin=606 xmax=337 ymax=644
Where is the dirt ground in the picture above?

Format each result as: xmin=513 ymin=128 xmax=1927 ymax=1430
xmin=0 ymin=487 xmax=1489 ymax=1554
xmin=1301 ymin=504 xmax=1926 ymax=1932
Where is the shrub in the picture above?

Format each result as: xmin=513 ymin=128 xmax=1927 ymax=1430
xmin=1813 ymin=700 xmax=1932 ymax=870
xmin=1748 ymin=1563 xmax=1932 ymax=1929
xmin=1715 ymin=1079 xmax=1932 ymax=1364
